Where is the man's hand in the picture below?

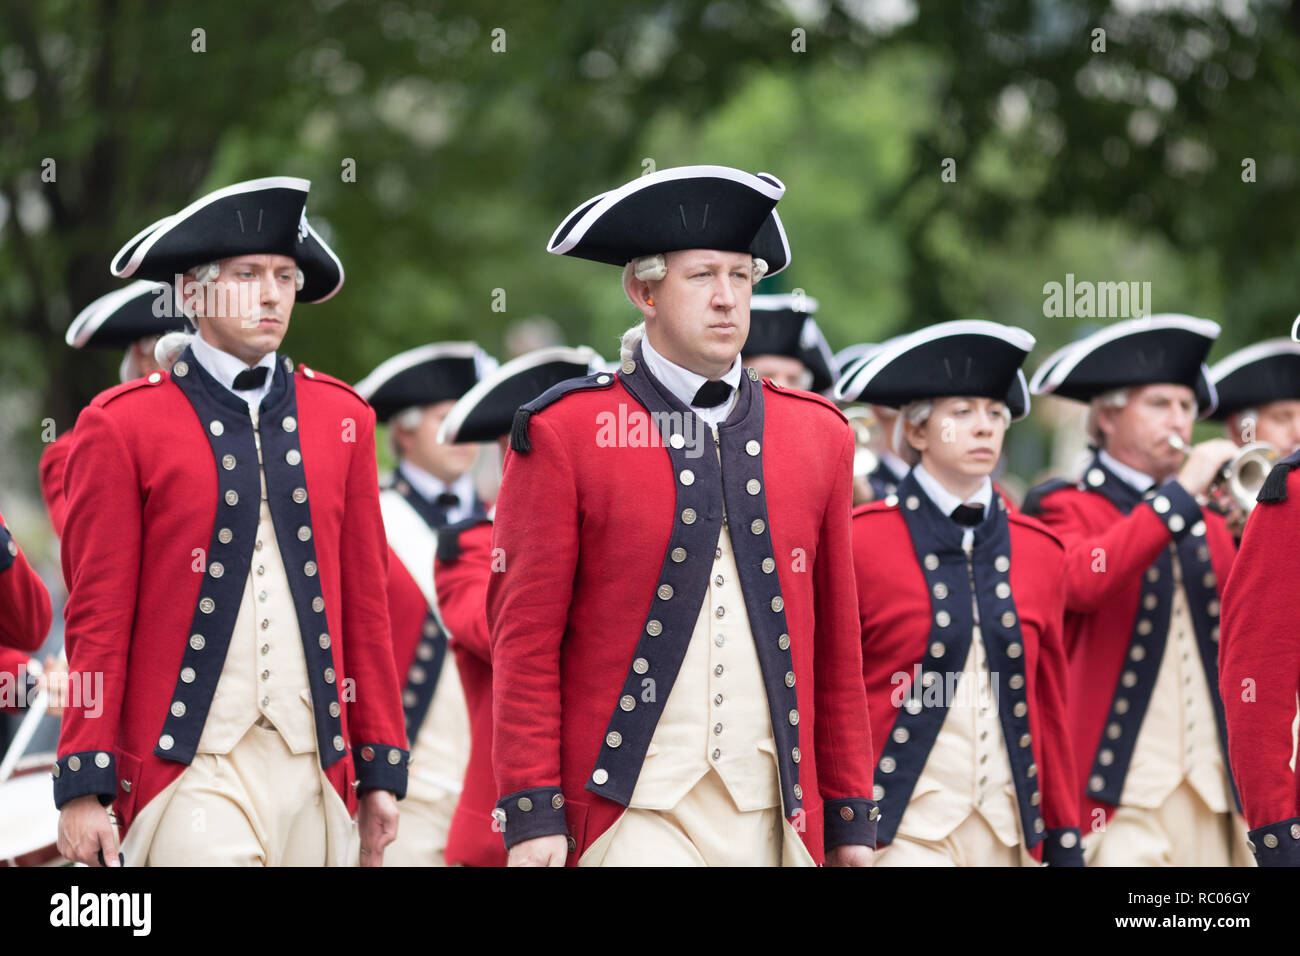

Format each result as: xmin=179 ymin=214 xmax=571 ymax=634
xmin=57 ymin=794 xmax=119 ymax=866
xmin=507 ymin=833 xmax=568 ymax=867
xmin=826 ymin=844 xmax=874 ymax=867
xmin=1176 ymin=438 xmax=1240 ymax=498
xmin=357 ymin=789 xmax=399 ymax=867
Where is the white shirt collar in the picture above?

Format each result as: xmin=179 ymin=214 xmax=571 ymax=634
xmin=1098 ymin=449 xmax=1155 ymax=493
xmin=912 ymin=463 xmax=993 ymax=515
xmin=189 ymin=333 xmax=278 ymax=409
xmin=399 ymin=463 xmax=477 ymax=524
xmin=639 ymin=332 xmax=743 ymax=427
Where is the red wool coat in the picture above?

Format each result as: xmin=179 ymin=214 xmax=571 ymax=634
xmin=0 ymin=507 xmax=52 ymax=654
xmin=1024 ymin=464 xmax=1235 ymax=829
xmin=39 ymin=431 xmax=74 ymax=540
xmin=434 ymin=518 xmax=506 ymax=867
xmin=55 ymin=360 xmax=407 ymax=831
xmin=851 ymin=490 xmax=1083 ymax=864
xmin=486 ymin=359 xmax=877 ymax=864
xmin=1220 ymin=459 xmax=1300 ymax=863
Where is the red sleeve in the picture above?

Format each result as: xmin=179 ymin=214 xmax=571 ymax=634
xmin=58 ymin=405 xmax=139 ymax=762
xmin=1033 ymin=542 xmax=1081 ymax=834
xmin=1220 ymin=494 xmax=1300 ymax=830
xmin=338 ymin=406 xmax=407 ymax=773
xmin=39 ymin=434 xmax=71 ymax=538
xmin=0 ymin=511 xmax=51 ymax=654
xmin=811 ymin=426 xmax=875 ymax=805
xmin=435 ymin=523 xmax=494 ymax=664
xmin=1031 ymin=489 xmax=1180 ymax=615
xmin=486 ymin=416 xmax=579 ymax=799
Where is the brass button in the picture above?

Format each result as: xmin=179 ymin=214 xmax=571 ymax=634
xmin=286 ymin=449 xmax=301 ymax=465
xmin=671 ymin=547 xmax=687 ymax=562
xmin=1264 ymin=833 xmax=1279 ymax=849
xmin=1086 ymin=468 xmax=1105 ymax=487
xmin=762 ymin=557 xmax=775 ymax=574
xmin=304 ymin=561 xmax=317 ymax=576
xmin=679 ymin=469 xmax=695 ymax=486
xmin=1152 ymin=495 xmax=1170 ymax=514
xmin=646 ymin=619 xmax=662 ymax=636
xmin=905 ymin=495 xmax=919 ymax=510
xmin=892 ymin=727 xmax=909 ymax=744
xmin=224 ymin=490 xmax=239 ymax=506
xmin=995 ymin=582 xmax=1011 ymax=599
xmin=1001 ymin=611 xmax=1017 ymax=628
xmin=606 ymin=732 xmax=622 ymax=748
xmin=714 ymin=693 xmax=723 ymax=706
xmin=1115 ymin=698 xmax=1130 ymax=714
xmin=209 ymin=562 xmax=224 ymax=579
xmin=657 ymin=584 xmax=673 ymax=600
xmin=669 ymin=433 xmax=685 ymax=449
xmin=994 ymin=555 xmax=1010 ymax=573
xmin=840 ymin=806 xmax=854 ymax=821
xmin=324 ymin=667 xmax=336 ymax=683
xmin=793 ymin=784 xmax=803 ymax=799
xmin=792 ymin=747 xmax=801 ymax=763
xmin=329 ymin=702 xmax=340 ymax=717
xmin=218 ymin=527 xmax=233 ymax=544
xmin=190 ymin=633 xmax=206 ymax=650
xmin=222 ymin=454 xmax=237 ymax=470
xmin=771 ymin=596 xmax=784 ymax=612
xmin=209 ymin=420 xmax=224 ymax=436
xmin=552 ymin=793 xmax=565 ymax=809
xmin=621 ymin=360 xmax=636 ymax=374
xmin=313 ymin=597 xmax=325 ymax=612
xmin=293 ymin=487 xmax=308 ymax=504
xmin=633 ymin=657 xmax=649 ymax=674
xmin=333 ymin=735 xmax=345 ymax=752
xmin=746 ymin=479 xmax=761 ymax=495
xmin=1019 ymin=733 xmax=1031 ymax=748
xmin=1008 ymin=674 xmax=1024 ymax=690
xmin=879 ymin=756 xmax=896 ymax=773
xmin=715 ymin=606 xmax=725 ymax=619
xmin=746 ymin=440 xmax=760 ymax=456
xmin=924 ymin=553 xmax=939 ymax=571
xmin=68 ymin=756 xmax=82 ymax=771
xmin=1099 ymin=749 xmax=1114 ymax=766
xmin=1130 ymin=645 xmax=1146 ymax=661
xmin=360 ymin=745 xmax=375 ymax=761
xmin=592 ymin=769 xmax=609 ymax=785
xmin=778 ymin=634 xmax=790 ymax=650
xmin=930 ymin=642 xmax=945 ymax=658
xmin=170 ymin=701 xmax=186 ymax=717
xmin=387 ymin=749 xmax=401 ymax=765
xmin=517 ymin=797 xmax=533 ymax=812
xmin=1121 ymin=670 xmax=1137 ymax=688
xmin=173 ymin=361 xmax=189 ymax=377
xmin=298 ymin=526 xmax=312 ymax=542
xmin=681 ymin=508 xmax=697 ymax=525
xmin=282 ymin=416 xmax=297 ymax=432
xmin=751 ymin=518 xmax=766 ymax=535
xmin=784 ymin=671 xmax=795 ymax=687
xmin=1013 ymin=701 xmax=1027 ymax=717
xmin=1006 ymin=642 xmax=1022 ymax=658
xmin=159 ymin=735 xmax=175 ymax=751
xmin=932 ymin=582 xmax=948 ymax=600
xmin=935 ymin=610 xmax=951 ymax=627
xmin=181 ymin=667 xmax=196 ymax=683
xmin=620 ymin=694 xmax=636 ymax=711
xmin=788 ymin=709 xmax=799 ymax=726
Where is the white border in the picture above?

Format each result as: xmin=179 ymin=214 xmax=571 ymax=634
xmin=546 ymin=165 xmax=790 ymax=276
xmin=354 ymin=342 xmax=490 ymax=402
xmin=834 ymin=319 xmax=1036 ymax=408
xmin=438 ymin=345 xmax=602 ymax=445
xmin=750 ymin=293 xmax=819 ymax=314
xmin=1207 ymin=337 xmax=1300 ymax=386
xmin=65 ymin=280 xmax=171 ymax=348
xmin=111 ymin=176 xmax=312 ymax=278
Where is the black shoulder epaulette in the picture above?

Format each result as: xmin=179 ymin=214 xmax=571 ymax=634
xmin=1258 ymin=448 xmax=1300 ymax=504
xmin=510 ymin=372 xmax=616 ymax=453
xmin=436 ymin=516 xmax=493 ymax=563
xmin=1021 ymin=478 xmax=1075 ymax=517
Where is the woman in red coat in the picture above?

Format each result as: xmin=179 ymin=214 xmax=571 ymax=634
xmin=837 ymin=320 xmax=1083 ymax=865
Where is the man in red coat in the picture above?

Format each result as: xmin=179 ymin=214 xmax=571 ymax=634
xmin=840 ymin=320 xmax=1083 ymax=865
xmin=488 ymin=165 xmax=877 ymax=866
xmin=54 ymin=177 xmax=407 ymax=867
xmin=0 ymin=511 xmax=51 ymax=656
xmin=434 ymin=345 xmax=605 ymax=867
xmin=42 ymin=280 xmax=189 ymax=539
xmin=1222 ymin=444 xmax=1300 ymax=864
xmin=1024 ymin=315 xmax=1250 ymax=865
xmin=357 ymin=343 xmax=494 ymax=866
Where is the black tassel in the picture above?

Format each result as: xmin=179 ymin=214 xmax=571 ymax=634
xmin=1257 ymin=460 xmax=1293 ymax=504
xmin=510 ymin=407 xmax=534 ymax=453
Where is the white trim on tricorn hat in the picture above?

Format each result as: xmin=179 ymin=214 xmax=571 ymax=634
xmin=546 ymin=164 xmax=791 ymax=277
xmin=1206 ymin=337 xmax=1300 ymax=419
xmin=750 ymin=293 xmax=818 ymax=314
xmin=355 ymin=342 xmax=496 ymax=423
xmin=1030 ymin=314 xmax=1220 ymax=418
xmin=834 ymin=319 xmax=1036 ymax=420
xmin=437 ymin=345 xmax=603 ymax=445
xmin=65 ymin=280 xmax=185 ymax=349
xmin=109 ymin=176 xmax=344 ymax=303
xmin=744 ymin=293 xmax=834 ymax=391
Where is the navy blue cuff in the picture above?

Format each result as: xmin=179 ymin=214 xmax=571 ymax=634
xmin=494 ymin=787 xmax=568 ymax=850
xmin=1143 ymin=482 xmax=1202 ymax=538
xmin=824 ymin=797 xmax=880 ymax=851
xmin=52 ymin=751 xmax=117 ymax=810
xmin=0 ymin=524 xmax=16 ymax=573
xmin=354 ymin=743 xmax=409 ymax=800
xmin=1040 ymin=827 xmax=1085 ymax=866
xmin=1248 ymin=818 xmax=1300 ymax=866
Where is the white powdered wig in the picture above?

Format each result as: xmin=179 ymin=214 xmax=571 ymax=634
xmin=620 ymin=322 xmax=646 ymax=364
xmin=1086 ymin=387 xmax=1131 ymax=446
xmin=895 ymin=400 xmax=934 ymax=467
xmin=154 ymin=330 xmax=194 ymax=370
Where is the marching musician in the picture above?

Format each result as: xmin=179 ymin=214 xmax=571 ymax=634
xmin=740 ymin=294 xmax=835 ymax=393
xmin=355 ymin=343 xmax=492 ymax=865
xmin=41 ymin=282 xmax=190 ymax=538
xmin=839 ymin=320 xmax=1083 ymax=866
xmin=487 ymin=165 xmax=878 ymax=866
xmin=53 ymin=177 xmax=407 ymax=867
xmin=1207 ymin=339 xmax=1300 ymax=455
xmin=433 ymin=344 xmax=605 ymax=867
xmin=1023 ymin=315 xmax=1250 ymax=865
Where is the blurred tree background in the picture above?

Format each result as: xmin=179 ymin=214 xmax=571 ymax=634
xmin=3 ymin=0 xmax=1300 ymax=535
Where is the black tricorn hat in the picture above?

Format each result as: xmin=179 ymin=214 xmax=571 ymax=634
xmin=438 ymin=346 xmax=604 ymax=444
xmin=1030 ymin=315 xmax=1219 ymax=418
xmin=1207 ymin=339 xmax=1300 ymax=420
xmin=65 ymin=280 xmax=191 ymax=349
xmin=355 ymin=342 xmax=496 ymax=424
xmin=110 ymin=176 xmax=344 ymax=303
xmin=547 ymin=165 xmax=790 ymax=276
xmin=835 ymin=319 xmax=1036 ymax=421
xmin=743 ymin=294 xmax=835 ymax=392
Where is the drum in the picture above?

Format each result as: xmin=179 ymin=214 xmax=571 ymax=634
xmin=0 ymin=752 xmax=63 ymax=866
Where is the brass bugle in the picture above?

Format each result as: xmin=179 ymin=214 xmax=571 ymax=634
xmin=1210 ymin=441 xmax=1279 ymax=516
